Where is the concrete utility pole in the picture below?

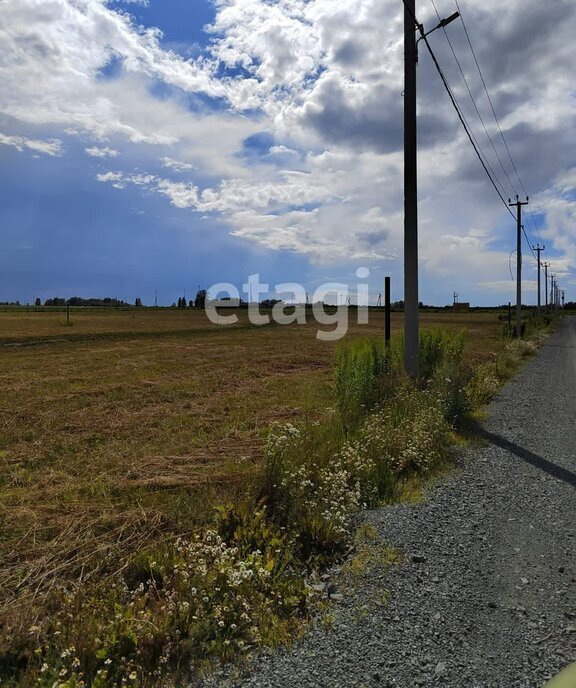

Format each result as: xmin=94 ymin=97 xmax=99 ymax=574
xmin=533 ymin=244 xmax=545 ymax=316
xmin=402 ymin=1 xmax=459 ymax=376
xmin=509 ymin=195 xmax=529 ymax=337
xmin=543 ymin=263 xmax=549 ymax=309
xmin=550 ymin=274 xmax=555 ymax=310
xmin=404 ymin=0 xmax=419 ymax=377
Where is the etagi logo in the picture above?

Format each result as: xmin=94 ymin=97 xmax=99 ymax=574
xmin=205 ymin=268 xmax=371 ymax=341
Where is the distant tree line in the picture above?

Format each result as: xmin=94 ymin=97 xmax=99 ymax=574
xmin=43 ymin=297 xmax=131 ymax=307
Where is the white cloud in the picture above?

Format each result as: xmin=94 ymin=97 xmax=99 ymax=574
xmin=162 ymin=157 xmax=195 ymax=172
xmin=0 ymin=132 xmax=62 ymax=156
xmin=85 ymin=146 xmax=119 ymax=158
xmin=96 ymin=171 xmax=126 ymax=188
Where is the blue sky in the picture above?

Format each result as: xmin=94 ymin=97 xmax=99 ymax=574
xmin=1 ymin=0 xmax=574 ymax=306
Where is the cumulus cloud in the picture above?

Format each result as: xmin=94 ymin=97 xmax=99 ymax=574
xmin=1 ymin=0 xmax=576 ymax=299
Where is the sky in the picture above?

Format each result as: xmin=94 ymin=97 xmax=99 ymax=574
xmin=1 ymin=0 xmax=575 ymax=306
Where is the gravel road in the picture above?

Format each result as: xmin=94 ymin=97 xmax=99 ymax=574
xmin=205 ymin=317 xmax=576 ymax=688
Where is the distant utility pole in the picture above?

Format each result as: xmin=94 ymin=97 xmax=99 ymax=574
xmin=555 ymin=279 xmax=560 ymax=309
xmin=551 ymin=276 xmax=561 ymax=310
xmin=562 ymin=290 xmax=565 ymax=309
xmin=543 ymin=263 xmax=549 ymax=309
xmin=154 ymin=289 xmax=158 ymax=308
xmin=453 ymin=291 xmax=458 ymax=305
xmin=403 ymin=1 xmax=460 ymax=376
xmin=550 ymin=274 xmax=555 ymax=310
xmin=533 ymin=244 xmax=545 ymax=316
xmin=509 ymin=195 xmax=529 ymax=337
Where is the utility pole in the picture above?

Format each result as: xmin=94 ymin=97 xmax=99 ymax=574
xmin=533 ymin=244 xmax=545 ymax=316
xmin=562 ymin=290 xmax=565 ymax=309
xmin=403 ymin=3 xmax=459 ymax=375
xmin=550 ymin=274 xmax=555 ymax=310
xmin=509 ymin=195 xmax=529 ymax=337
xmin=555 ymin=279 xmax=559 ymax=309
xmin=543 ymin=263 xmax=549 ymax=309
xmin=404 ymin=0 xmax=419 ymax=377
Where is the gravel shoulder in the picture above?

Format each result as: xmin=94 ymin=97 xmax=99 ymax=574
xmin=204 ymin=317 xmax=576 ymax=688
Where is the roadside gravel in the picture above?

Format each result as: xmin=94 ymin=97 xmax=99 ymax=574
xmin=203 ymin=317 xmax=576 ymax=688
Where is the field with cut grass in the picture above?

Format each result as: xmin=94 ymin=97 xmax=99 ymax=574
xmin=0 ymin=308 xmax=503 ymax=625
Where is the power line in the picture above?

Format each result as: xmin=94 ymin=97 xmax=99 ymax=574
xmin=403 ymin=0 xmax=539 ymax=285
xmin=522 ymin=225 xmax=538 ymax=261
xmin=526 ymin=200 xmax=545 ymax=245
xmin=453 ymin=0 xmax=545 ymax=247
xmin=429 ymin=0 xmax=515 ymax=198
xmin=453 ymin=0 xmax=521 ymax=186
xmin=401 ymin=0 xmax=514 ymax=218
xmin=425 ymin=1 xmax=539 ymax=263
xmin=508 ymin=249 xmax=516 ymax=281
xmin=418 ymin=30 xmax=516 ymax=220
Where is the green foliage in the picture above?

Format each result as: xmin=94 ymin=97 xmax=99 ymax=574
xmin=466 ymin=362 xmax=500 ymax=407
xmin=419 ymin=328 xmax=466 ymax=379
xmin=335 ymin=329 xmax=468 ymax=427
xmin=335 ymin=338 xmax=398 ymax=426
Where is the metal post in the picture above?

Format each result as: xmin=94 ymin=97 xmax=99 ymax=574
xmin=385 ymin=276 xmax=391 ymax=347
xmin=404 ymin=0 xmax=419 ymax=377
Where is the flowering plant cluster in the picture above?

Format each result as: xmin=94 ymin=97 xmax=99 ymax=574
xmin=263 ymin=422 xmax=379 ymax=557
xmin=361 ymin=385 xmax=450 ymax=476
xmin=23 ymin=524 xmax=306 ymax=688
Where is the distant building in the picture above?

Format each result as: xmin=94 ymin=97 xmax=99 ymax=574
xmin=453 ymin=302 xmax=470 ymax=313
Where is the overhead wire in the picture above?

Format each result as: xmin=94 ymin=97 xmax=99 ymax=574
xmin=522 ymin=225 xmax=538 ymax=261
xmin=419 ymin=32 xmax=516 ymax=220
xmin=508 ymin=249 xmax=516 ymax=281
xmin=401 ymin=0 xmax=515 ymax=221
xmin=429 ymin=0 xmax=516 ymax=199
xmin=402 ymin=0 xmax=543 ymax=287
xmin=452 ymin=0 xmax=545 ymax=247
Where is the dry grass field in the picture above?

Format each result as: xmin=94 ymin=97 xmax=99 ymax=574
xmin=0 ymin=308 xmax=503 ymax=613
